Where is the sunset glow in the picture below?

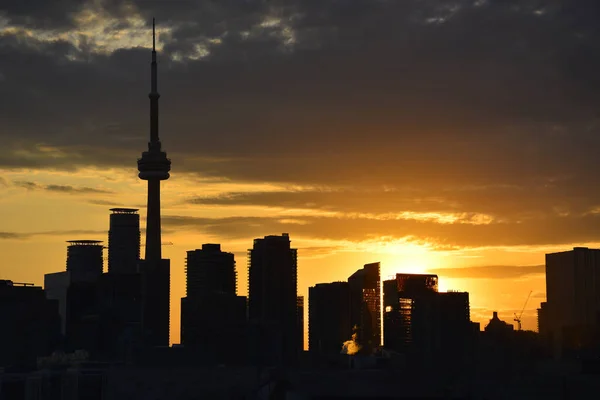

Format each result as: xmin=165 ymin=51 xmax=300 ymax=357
xmin=3 ymin=1 xmax=597 ymax=348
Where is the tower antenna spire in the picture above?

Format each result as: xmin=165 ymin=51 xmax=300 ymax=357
xmin=152 ymin=17 xmax=156 ymax=51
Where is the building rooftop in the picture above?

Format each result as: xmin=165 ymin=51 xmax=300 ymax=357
xmin=110 ymin=208 xmax=139 ymax=214
xmin=66 ymin=240 xmax=104 ymax=245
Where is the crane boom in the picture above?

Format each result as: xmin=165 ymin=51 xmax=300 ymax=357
xmin=513 ymin=290 xmax=532 ymax=331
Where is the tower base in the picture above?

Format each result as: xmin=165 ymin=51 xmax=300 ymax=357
xmin=139 ymin=258 xmax=170 ymax=348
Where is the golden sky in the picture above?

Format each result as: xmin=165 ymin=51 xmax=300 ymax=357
xmin=2 ymin=1 xmax=600 ymax=346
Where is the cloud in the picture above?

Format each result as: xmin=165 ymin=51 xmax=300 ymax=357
xmin=13 ymin=181 xmax=114 ymax=194
xmin=45 ymin=184 xmax=114 ymax=194
xmin=2 ymin=0 xmax=600 ymax=249
xmin=0 ymin=231 xmax=30 ymax=240
xmin=160 ymin=213 xmax=600 ymax=249
xmin=429 ymin=265 xmax=545 ymax=279
xmin=0 ymin=229 xmax=106 ymax=241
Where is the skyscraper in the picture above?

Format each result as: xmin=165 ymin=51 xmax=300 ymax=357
xmin=297 ymin=296 xmax=304 ymax=353
xmin=545 ymin=247 xmax=600 ymax=358
xmin=137 ymin=19 xmax=171 ymax=347
xmin=185 ymin=244 xmax=236 ymax=297
xmin=108 ymin=208 xmax=140 ymax=274
xmin=348 ymin=262 xmax=381 ymax=351
xmin=180 ymin=244 xmax=246 ymax=363
xmin=308 ymin=282 xmax=351 ymax=355
xmin=65 ymin=240 xmax=103 ymax=283
xmin=248 ymin=233 xmax=299 ymax=364
xmin=383 ymin=273 xmax=471 ymax=364
xmin=0 ymin=280 xmax=61 ymax=368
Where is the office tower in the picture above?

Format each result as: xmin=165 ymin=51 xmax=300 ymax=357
xmin=436 ymin=291 xmax=471 ymax=358
xmin=383 ymin=273 xmax=471 ymax=363
xmin=108 ymin=208 xmax=140 ymax=274
xmin=65 ymin=240 xmax=103 ymax=283
xmin=383 ymin=274 xmax=438 ymax=353
xmin=96 ymin=273 xmax=143 ymax=361
xmin=44 ymin=271 xmax=71 ymax=335
xmin=248 ymin=233 xmax=299 ymax=364
xmin=185 ymin=244 xmax=236 ymax=297
xmin=65 ymin=279 xmax=100 ymax=354
xmin=137 ymin=19 xmax=171 ymax=347
xmin=297 ymin=296 xmax=304 ymax=352
xmin=44 ymin=240 xmax=102 ymax=346
xmin=181 ymin=244 xmax=247 ymax=363
xmin=308 ymin=282 xmax=351 ymax=355
xmin=348 ymin=262 xmax=381 ymax=351
xmin=545 ymin=247 xmax=600 ymax=358
xmin=0 ymin=280 xmax=61 ymax=368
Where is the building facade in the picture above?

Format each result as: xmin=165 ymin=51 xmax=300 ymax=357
xmin=180 ymin=243 xmax=246 ymax=363
xmin=545 ymin=247 xmax=600 ymax=358
xmin=0 ymin=280 xmax=61 ymax=368
xmin=297 ymin=296 xmax=304 ymax=352
xmin=308 ymin=282 xmax=351 ymax=355
xmin=44 ymin=271 xmax=71 ymax=336
xmin=108 ymin=208 xmax=140 ymax=274
xmin=185 ymin=244 xmax=236 ymax=297
xmin=65 ymin=240 xmax=103 ymax=283
xmin=248 ymin=233 xmax=299 ymax=364
xmin=348 ymin=262 xmax=381 ymax=351
xmin=383 ymin=273 xmax=471 ymax=364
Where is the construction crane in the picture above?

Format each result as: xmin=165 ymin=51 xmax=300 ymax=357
xmin=513 ymin=290 xmax=532 ymax=331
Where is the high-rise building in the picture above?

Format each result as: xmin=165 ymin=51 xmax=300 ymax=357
xmin=180 ymin=244 xmax=247 ymax=363
xmin=308 ymin=282 xmax=351 ymax=355
xmin=185 ymin=244 xmax=236 ymax=297
xmin=96 ymin=273 xmax=143 ymax=361
xmin=545 ymin=247 xmax=600 ymax=358
xmin=65 ymin=240 xmax=103 ymax=283
xmin=383 ymin=274 xmax=438 ymax=354
xmin=108 ymin=208 xmax=140 ymax=274
xmin=297 ymin=296 xmax=304 ymax=352
xmin=44 ymin=271 xmax=71 ymax=335
xmin=0 ymin=280 xmax=61 ymax=368
xmin=137 ymin=19 xmax=171 ymax=348
xmin=538 ymin=301 xmax=548 ymax=335
xmin=248 ymin=233 xmax=299 ymax=364
xmin=348 ymin=262 xmax=381 ymax=351
xmin=383 ymin=273 xmax=471 ymax=363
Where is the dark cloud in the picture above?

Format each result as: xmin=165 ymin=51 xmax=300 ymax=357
xmin=161 ymin=213 xmax=600 ymax=248
xmin=13 ymin=181 xmax=114 ymax=194
xmin=0 ymin=231 xmax=29 ymax=240
xmin=45 ymin=184 xmax=114 ymax=194
xmin=87 ymin=199 xmax=123 ymax=206
xmin=429 ymin=265 xmax=544 ymax=279
xmin=0 ymin=0 xmax=88 ymax=29
xmin=185 ymin=183 xmax=600 ymax=221
xmin=0 ymin=229 xmax=106 ymax=241
xmin=14 ymin=181 xmax=39 ymax=190
xmin=2 ymin=0 xmax=600 ymax=247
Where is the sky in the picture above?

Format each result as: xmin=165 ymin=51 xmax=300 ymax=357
xmin=1 ymin=0 xmax=600 ymax=345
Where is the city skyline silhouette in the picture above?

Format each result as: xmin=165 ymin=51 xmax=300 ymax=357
xmin=2 ymin=0 xmax=600 ymax=387
xmin=3 ymin=2 xmax=600 ymax=398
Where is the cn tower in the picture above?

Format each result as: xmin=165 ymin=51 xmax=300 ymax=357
xmin=138 ymin=19 xmax=171 ymax=347
xmin=138 ymin=18 xmax=171 ymax=261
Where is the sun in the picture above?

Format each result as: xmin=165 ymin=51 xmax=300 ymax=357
xmin=362 ymin=238 xmax=446 ymax=281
